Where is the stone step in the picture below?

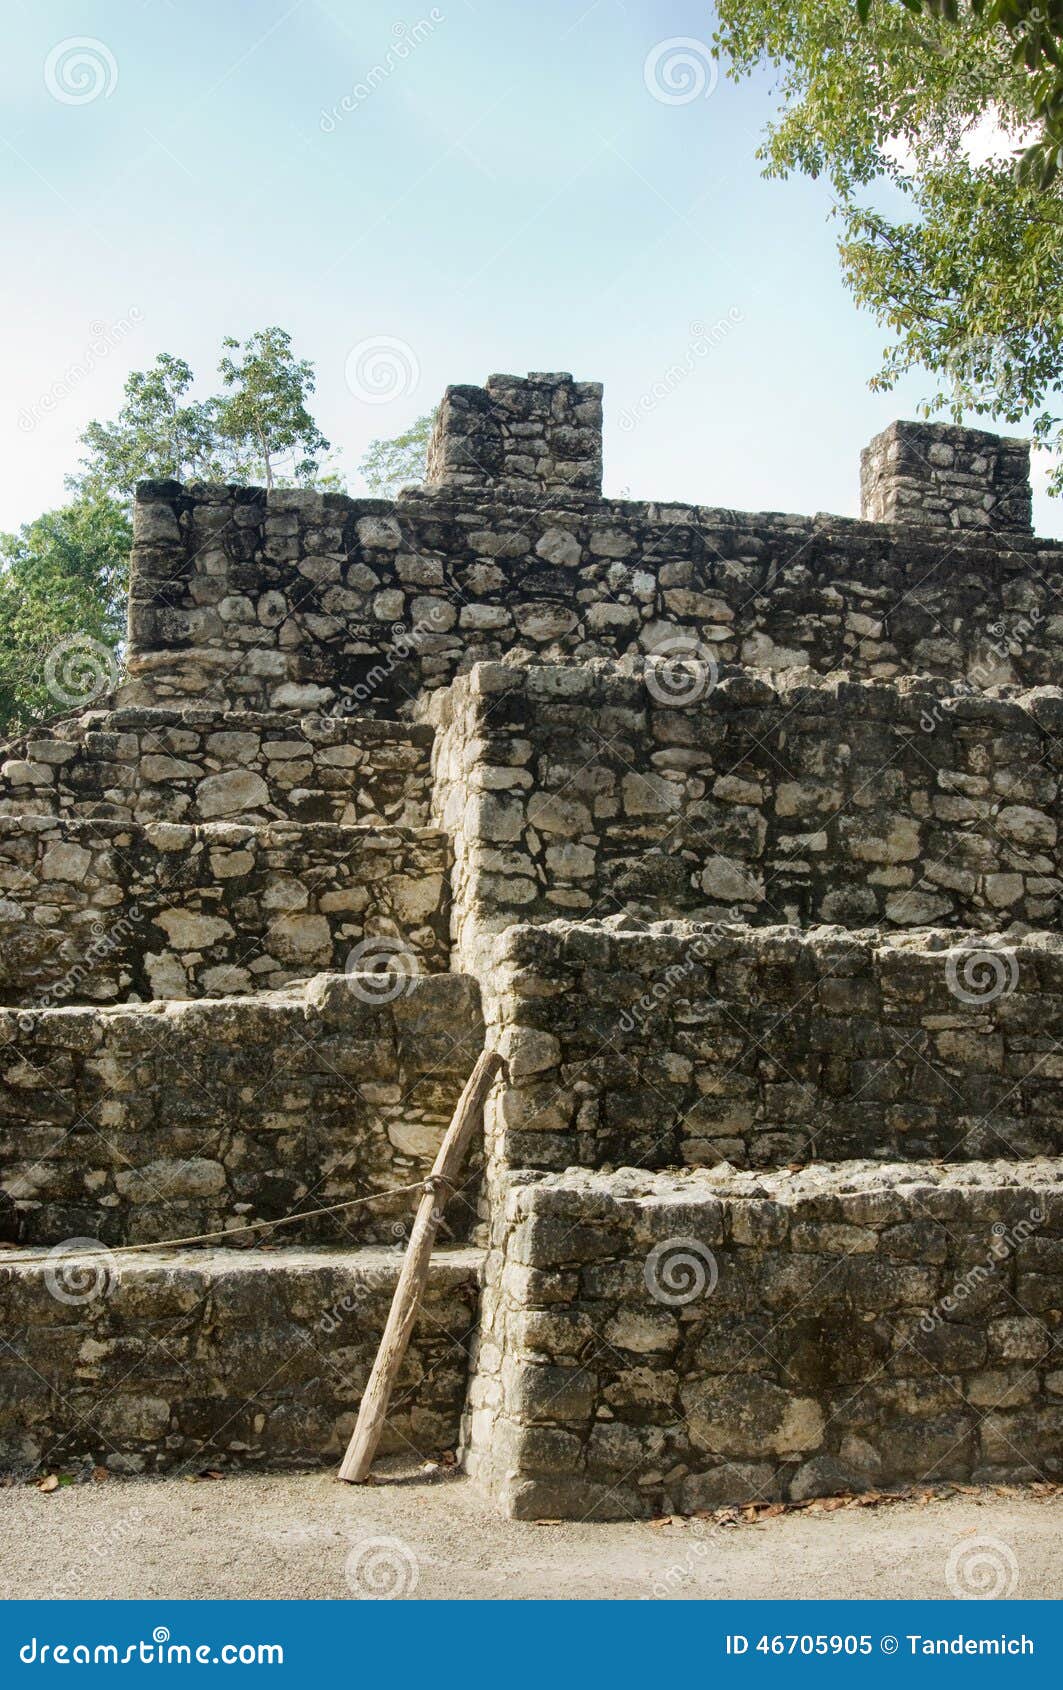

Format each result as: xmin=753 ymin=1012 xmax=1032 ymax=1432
xmin=0 ymin=708 xmax=433 ymax=828
xmin=467 ymin=1161 xmax=1063 ymax=1518
xmin=0 ymin=972 xmax=484 ymax=1246
xmin=0 ymin=1242 xmax=482 ymax=1474
xmin=427 ymin=664 xmax=1063 ymax=935
xmin=0 ymin=815 xmax=450 ymax=1003
xmin=492 ymin=919 xmax=1063 ymax=1172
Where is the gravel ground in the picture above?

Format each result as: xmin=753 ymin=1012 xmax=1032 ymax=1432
xmin=0 ymin=1464 xmax=1059 ymax=1601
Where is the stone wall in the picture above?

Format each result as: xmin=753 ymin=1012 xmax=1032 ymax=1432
xmin=0 ymin=1243 xmax=481 ymax=1474
xmin=0 ymin=815 xmax=449 ymax=1003
xmin=486 ymin=921 xmax=1063 ymax=1172
xmin=121 ymin=479 xmax=1063 ymax=716
xmin=466 ymin=1162 xmax=1063 ymax=1518
xmin=861 ymin=421 xmax=1032 ymax=534
xmin=425 ymin=664 xmax=1062 ymax=946
xmin=0 ymin=973 xmax=484 ymax=1246
xmin=0 ymin=709 xmax=432 ymax=828
xmin=425 ymin=372 xmax=604 ymax=496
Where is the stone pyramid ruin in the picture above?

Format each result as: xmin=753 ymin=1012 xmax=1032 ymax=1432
xmin=1 ymin=372 xmax=1061 ymax=1516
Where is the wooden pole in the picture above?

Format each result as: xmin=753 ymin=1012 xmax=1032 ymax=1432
xmin=338 ymin=1048 xmax=503 ymax=1484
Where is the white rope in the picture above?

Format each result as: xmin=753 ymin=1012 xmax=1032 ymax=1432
xmin=0 ymin=1179 xmax=432 ymax=1264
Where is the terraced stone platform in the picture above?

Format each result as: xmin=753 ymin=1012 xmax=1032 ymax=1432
xmin=0 ymin=1244 xmax=482 ymax=1474
xmin=466 ymin=1163 xmax=1063 ymax=1519
xmin=488 ymin=921 xmax=1063 ymax=1170
xmin=0 ymin=369 xmax=1059 ymax=1511
xmin=426 ymin=665 xmax=1063 ymax=937
xmin=0 ymin=973 xmax=483 ymax=1247
xmin=0 ymin=708 xmax=432 ymax=827
xmin=0 ymin=815 xmax=449 ymax=1002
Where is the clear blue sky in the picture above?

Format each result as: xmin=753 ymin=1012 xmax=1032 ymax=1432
xmin=4 ymin=0 xmax=1059 ymax=535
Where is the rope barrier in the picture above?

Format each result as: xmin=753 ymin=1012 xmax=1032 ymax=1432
xmin=0 ymin=1179 xmax=432 ymax=1264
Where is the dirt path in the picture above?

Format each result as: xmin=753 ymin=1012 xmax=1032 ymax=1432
xmin=0 ymin=1463 xmax=1059 ymax=1601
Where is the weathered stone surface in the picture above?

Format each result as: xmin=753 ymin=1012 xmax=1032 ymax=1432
xmin=465 ymin=1163 xmax=1063 ymax=1518
xmin=426 ymin=373 xmax=603 ymax=497
xmin=861 ymin=420 xmax=1032 ymax=533
xmin=486 ymin=920 xmax=1063 ymax=1171
xmin=0 ymin=1246 xmax=482 ymax=1473
xmin=0 ymin=375 xmax=1057 ymax=1519
xmin=0 ymin=815 xmax=450 ymax=1002
xmin=118 ymin=416 xmax=1063 ymax=715
xmin=0 ymin=973 xmax=484 ymax=1246
xmin=0 ymin=708 xmax=433 ymax=828
xmin=424 ymin=665 xmax=1063 ymax=939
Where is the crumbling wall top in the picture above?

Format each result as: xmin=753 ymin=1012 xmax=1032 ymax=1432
xmin=860 ymin=418 xmax=1032 ymax=534
xmin=425 ymin=370 xmax=603 ymax=497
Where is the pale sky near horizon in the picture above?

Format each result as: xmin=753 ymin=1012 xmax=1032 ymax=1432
xmin=4 ymin=0 xmax=1060 ymax=537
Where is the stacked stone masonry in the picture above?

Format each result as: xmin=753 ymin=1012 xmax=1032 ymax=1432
xmin=0 ymin=709 xmax=433 ymax=827
xmin=466 ymin=1164 xmax=1063 ymax=1519
xmin=485 ymin=922 xmax=1063 ymax=1173
xmin=123 ymin=476 xmax=1062 ymax=717
xmin=0 ymin=1245 xmax=481 ymax=1474
xmin=0 ymin=974 xmax=484 ymax=1248
xmin=425 ymin=664 xmax=1063 ymax=946
xmin=425 ymin=373 xmax=604 ymax=496
xmin=861 ymin=421 xmax=1033 ymax=534
xmin=0 ymin=370 xmax=1059 ymax=1514
xmin=0 ymin=815 xmax=449 ymax=1003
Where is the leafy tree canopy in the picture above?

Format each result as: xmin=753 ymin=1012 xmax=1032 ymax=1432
xmin=72 ymin=329 xmax=336 ymax=502
xmin=72 ymin=354 xmax=229 ymax=502
xmin=3 ymin=334 xmax=439 ymax=734
xmin=0 ymin=497 xmax=129 ymax=736
xmin=216 ymin=326 xmax=330 ymax=490
xmin=358 ymin=412 xmax=434 ymax=497
xmin=714 ymin=0 xmax=1063 ymax=487
xmin=5 ymin=326 xmax=340 ymax=736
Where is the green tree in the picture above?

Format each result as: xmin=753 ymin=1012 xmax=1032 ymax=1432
xmin=0 ymin=497 xmax=129 ymax=736
xmin=875 ymin=0 xmax=1063 ymax=187
xmin=2 ymin=335 xmax=431 ymax=732
xmin=714 ymin=0 xmax=1063 ymax=486
xmin=71 ymin=353 xmax=230 ymax=502
xmin=358 ymin=412 xmax=434 ymax=497
xmin=216 ymin=326 xmax=330 ymax=490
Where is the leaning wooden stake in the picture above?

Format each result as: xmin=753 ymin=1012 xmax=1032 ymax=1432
xmin=338 ymin=1048 xmax=504 ymax=1484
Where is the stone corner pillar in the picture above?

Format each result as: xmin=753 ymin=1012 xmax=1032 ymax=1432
xmin=859 ymin=419 xmax=1032 ymax=535
xmin=425 ymin=371 xmax=603 ymax=497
